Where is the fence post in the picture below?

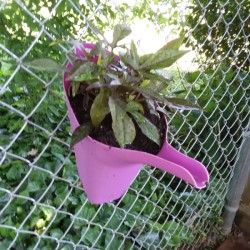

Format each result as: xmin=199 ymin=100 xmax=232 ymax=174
xmin=222 ymin=131 xmax=250 ymax=235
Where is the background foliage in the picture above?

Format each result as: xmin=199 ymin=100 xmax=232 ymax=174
xmin=182 ymin=0 xmax=250 ymax=71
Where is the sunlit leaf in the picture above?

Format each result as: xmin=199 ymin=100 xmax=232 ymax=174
xmin=139 ymin=53 xmax=152 ymax=65
xmin=26 ymin=148 xmax=38 ymax=157
xmin=23 ymin=58 xmax=62 ymax=72
xmin=131 ymin=40 xmax=139 ymax=69
xmin=141 ymin=72 xmax=168 ymax=91
xmin=70 ymin=123 xmax=93 ymax=150
xmin=125 ymin=85 xmax=167 ymax=104
xmin=142 ymin=71 xmax=172 ymax=83
xmin=90 ymin=88 xmax=110 ymax=127
xmin=49 ymin=39 xmax=67 ymax=47
xmin=165 ymin=97 xmax=202 ymax=110
xmin=140 ymin=79 xmax=150 ymax=87
xmin=126 ymin=100 xmax=144 ymax=113
xmin=129 ymin=110 xmax=160 ymax=145
xmin=157 ymin=37 xmax=184 ymax=52
xmin=111 ymin=24 xmax=132 ymax=48
xmin=97 ymin=53 xmax=103 ymax=66
xmin=108 ymin=96 xmax=136 ymax=148
xmin=139 ymin=50 xmax=189 ymax=70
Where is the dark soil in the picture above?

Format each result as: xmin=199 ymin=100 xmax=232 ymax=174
xmin=215 ymin=225 xmax=250 ymax=250
xmin=69 ymin=93 xmax=166 ymax=155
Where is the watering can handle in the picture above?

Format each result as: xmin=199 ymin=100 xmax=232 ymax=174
xmin=132 ymin=141 xmax=209 ymax=188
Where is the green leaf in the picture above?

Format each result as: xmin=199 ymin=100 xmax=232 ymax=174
xmin=142 ymin=71 xmax=172 ymax=83
xmin=111 ymin=24 xmax=132 ymax=47
xmin=90 ymin=88 xmax=110 ymax=127
xmin=103 ymin=53 xmax=115 ymax=68
xmin=124 ymin=85 xmax=200 ymax=111
xmin=119 ymin=54 xmax=137 ymax=69
xmin=23 ymin=58 xmax=62 ymax=72
xmin=108 ymin=96 xmax=136 ymax=148
xmin=68 ymin=62 xmax=100 ymax=82
xmin=139 ymin=50 xmax=189 ymax=70
xmin=129 ymin=110 xmax=160 ymax=145
xmin=125 ymin=85 xmax=167 ymax=104
xmin=141 ymin=71 xmax=172 ymax=91
xmin=82 ymin=226 xmax=101 ymax=245
xmin=50 ymin=229 xmax=64 ymax=239
xmin=71 ymin=82 xmax=80 ymax=97
xmin=131 ymin=40 xmax=139 ymax=69
xmin=26 ymin=181 xmax=41 ymax=193
xmin=126 ymin=101 xmax=144 ymax=113
xmin=70 ymin=123 xmax=93 ymax=150
xmin=165 ymin=97 xmax=202 ymax=110
xmin=157 ymin=37 xmax=184 ymax=52
xmin=105 ymin=232 xmax=123 ymax=249
xmin=41 ymin=207 xmax=54 ymax=221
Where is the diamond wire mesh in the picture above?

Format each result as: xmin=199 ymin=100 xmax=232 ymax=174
xmin=0 ymin=0 xmax=249 ymax=249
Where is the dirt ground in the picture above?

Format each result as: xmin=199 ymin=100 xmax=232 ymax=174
xmin=216 ymin=227 xmax=250 ymax=250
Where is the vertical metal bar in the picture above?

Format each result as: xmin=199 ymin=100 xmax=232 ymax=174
xmin=222 ymin=134 xmax=250 ymax=235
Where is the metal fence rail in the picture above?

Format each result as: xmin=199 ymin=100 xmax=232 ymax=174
xmin=0 ymin=0 xmax=249 ymax=249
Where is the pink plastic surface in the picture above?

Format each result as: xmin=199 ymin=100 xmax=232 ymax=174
xmin=63 ymin=43 xmax=209 ymax=204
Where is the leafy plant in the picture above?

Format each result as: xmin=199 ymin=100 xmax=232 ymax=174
xmin=26 ymin=24 xmax=200 ymax=150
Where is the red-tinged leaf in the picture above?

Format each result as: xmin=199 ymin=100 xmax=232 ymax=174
xmin=70 ymin=123 xmax=93 ymax=150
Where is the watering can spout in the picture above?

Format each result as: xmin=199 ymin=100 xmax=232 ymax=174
xmin=122 ymin=140 xmax=209 ymax=189
xmin=156 ymin=142 xmax=209 ymax=188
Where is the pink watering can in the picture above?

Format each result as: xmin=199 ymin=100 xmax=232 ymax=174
xmin=63 ymin=43 xmax=209 ymax=204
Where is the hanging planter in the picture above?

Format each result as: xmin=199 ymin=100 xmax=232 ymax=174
xmin=64 ymin=79 xmax=209 ymax=204
xmin=61 ymin=25 xmax=209 ymax=204
xmin=24 ymin=25 xmax=209 ymax=205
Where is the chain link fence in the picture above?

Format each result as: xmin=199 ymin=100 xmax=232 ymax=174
xmin=0 ymin=0 xmax=249 ymax=249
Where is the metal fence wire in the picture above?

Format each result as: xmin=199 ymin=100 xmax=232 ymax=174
xmin=0 ymin=0 xmax=249 ymax=249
